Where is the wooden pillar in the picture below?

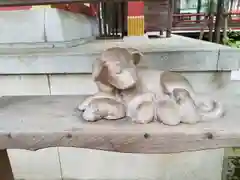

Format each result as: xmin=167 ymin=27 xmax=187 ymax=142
xmin=127 ymin=1 xmax=144 ymax=36
xmin=167 ymin=0 xmax=173 ymax=37
xmin=0 ymin=150 xmax=14 ymax=180
xmin=214 ymin=0 xmax=224 ymax=43
xmin=196 ymin=0 xmax=202 ymax=21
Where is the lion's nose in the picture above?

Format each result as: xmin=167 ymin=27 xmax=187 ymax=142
xmin=109 ymin=70 xmax=137 ymax=90
xmin=118 ymin=71 xmax=136 ymax=89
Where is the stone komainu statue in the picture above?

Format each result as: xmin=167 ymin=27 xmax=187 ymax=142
xmin=78 ymin=47 xmax=224 ymax=125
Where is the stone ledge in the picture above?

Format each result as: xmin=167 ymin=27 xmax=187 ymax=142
xmin=0 ymin=37 xmax=94 ymax=49
xmin=218 ymin=48 xmax=240 ymax=71
xmin=0 ymin=35 xmax=238 ymax=74
xmin=0 ymin=35 xmax=227 ymax=74
xmin=0 ymin=95 xmax=237 ymax=154
xmin=0 ymin=50 xmax=219 ymax=74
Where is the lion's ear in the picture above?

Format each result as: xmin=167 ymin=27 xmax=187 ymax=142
xmin=127 ymin=48 xmax=143 ymax=65
xmin=92 ymin=58 xmax=109 ymax=85
xmin=92 ymin=58 xmax=103 ymax=80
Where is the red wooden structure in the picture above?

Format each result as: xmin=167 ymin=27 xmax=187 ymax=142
xmin=127 ymin=2 xmax=144 ymax=36
xmin=1 ymin=1 xmax=240 ymax=36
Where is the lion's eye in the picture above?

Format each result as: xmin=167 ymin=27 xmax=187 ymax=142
xmin=113 ymin=64 xmax=122 ymax=74
xmin=115 ymin=68 xmax=122 ymax=74
xmin=108 ymin=62 xmax=122 ymax=74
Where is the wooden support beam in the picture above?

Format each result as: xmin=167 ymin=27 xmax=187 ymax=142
xmin=0 ymin=150 xmax=14 ymax=180
xmin=167 ymin=0 xmax=173 ymax=37
xmin=0 ymin=0 xmax=159 ymax=7
xmin=214 ymin=0 xmax=224 ymax=43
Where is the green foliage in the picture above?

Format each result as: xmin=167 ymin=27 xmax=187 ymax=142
xmin=228 ymin=31 xmax=240 ymax=39
xmin=224 ymin=31 xmax=240 ymax=48
xmin=203 ymin=0 xmax=217 ymax=14
xmin=223 ymin=37 xmax=240 ymax=48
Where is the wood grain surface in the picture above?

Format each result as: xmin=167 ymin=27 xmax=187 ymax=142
xmin=0 ymin=95 xmax=238 ymax=154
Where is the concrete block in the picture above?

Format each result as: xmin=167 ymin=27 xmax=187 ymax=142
xmin=8 ymin=148 xmax=62 ymax=180
xmin=0 ymin=8 xmax=98 ymax=46
xmin=177 ymin=72 xmax=240 ymax=97
xmin=0 ymin=9 xmax=45 ymax=43
xmin=0 ymin=35 xmax=226 ymax=74
xmin=50 ymin=74 xmax=97 ymax=95
xmin=49 ymin=71 xmax=239 ymax=96
xmin=218 ymin=49 xmax=240 ymax=70
xmin=50 ymin=72 xmax=214 ymax=96
xmin=0 ymin=54 xmax=96 ymax=74
xmin=0 ymin=75 xmax=49 ymax=96
xmin=0 ymin=50 xmax=218 ymax=75
xmin=142 ymin=50 xmax=218 ymax=71
xmin=59 ymin=148 xmax=224 ymax=180
xmin=45 ymin=8 xmax=98 ymax=42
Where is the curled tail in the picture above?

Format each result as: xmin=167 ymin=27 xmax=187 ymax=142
xmin=196 ymin=99 xmax=225 ymax=121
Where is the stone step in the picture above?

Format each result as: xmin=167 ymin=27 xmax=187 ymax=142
xmin=0 ymin=34 xmax=237 ymax=74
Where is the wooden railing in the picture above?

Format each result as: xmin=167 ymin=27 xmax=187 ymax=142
xmin=172 ymin=13 xmax=209 ymax=32
xmin=172 ymin=12 xmax=240 ymax=33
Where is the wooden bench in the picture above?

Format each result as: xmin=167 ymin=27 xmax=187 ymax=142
xmin=0 ymin=94 xmax=238 ymax=179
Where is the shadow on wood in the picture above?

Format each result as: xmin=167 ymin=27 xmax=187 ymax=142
xmin=0 ymin=150 xmax=14 ymax=180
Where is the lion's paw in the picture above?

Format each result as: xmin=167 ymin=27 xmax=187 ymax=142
xmin=79 ymin=95 xmax=126 ymax=121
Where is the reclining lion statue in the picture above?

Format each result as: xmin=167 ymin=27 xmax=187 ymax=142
xmin=78 ymin=47 xmax=224 ymax=125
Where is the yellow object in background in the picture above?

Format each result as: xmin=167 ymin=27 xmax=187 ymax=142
xmin=31 ymin=5 xmax=51 ymax=9
xmin=127 ymin=16 xmax=144 ymax=36
xmin=225 ymin=147 xmax=240 ymax=157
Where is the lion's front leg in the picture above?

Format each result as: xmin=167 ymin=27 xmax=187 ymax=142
xmin=78 ymin=92 xmax=116 ymax=111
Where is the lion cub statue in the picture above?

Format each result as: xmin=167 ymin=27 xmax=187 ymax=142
xmin=78 ymin=47 xmax=224 ymax=125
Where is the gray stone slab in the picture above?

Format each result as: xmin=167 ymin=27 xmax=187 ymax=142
xmin=0 ymin=54 xmax=96 ymax=74
xmin=143 ymin=50 xmax=218 ymax=71
xmin=0 ymin=38 xmax=94 ymax=49
xmin=59 ymin=148 xmax=223 ymax=180
xmin=0 ymin=50 xmax=218 ymax=74
xmin=0 ymin=9 xmax=45 ymax=44
xmin=218 ymin=48 xmax=240 ymax=70
xmin=0 ymin=8 xmax=97 ymax=46
xmin=0 ymin=35 xmax=223 ymax=74
xmin=45 ymin=8 xmax=98 ymax=42
xmin=0 ymin=95 xmax=238 ymax=154
xmin=9 ymin=148 xmax=62 ymax=180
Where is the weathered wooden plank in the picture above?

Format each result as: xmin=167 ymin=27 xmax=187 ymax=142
xmin=0 ymin=95 xmax=238 ymax=154
xmin=0 ymin=150 xmax=14 ymax=180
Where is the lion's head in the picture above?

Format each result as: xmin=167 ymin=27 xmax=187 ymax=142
xmin=92 ymin=47 xmax=143 ymax=92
